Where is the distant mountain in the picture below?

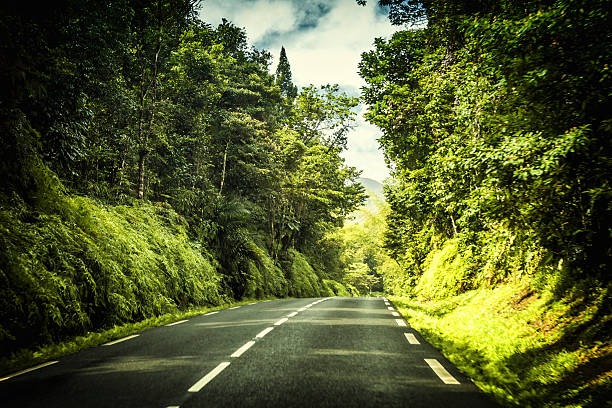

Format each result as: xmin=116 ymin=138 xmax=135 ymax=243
xmin=347 ymin=178 xmax=386 ymax=224
xmin=358 ymin=177 xmax=383 ymax=197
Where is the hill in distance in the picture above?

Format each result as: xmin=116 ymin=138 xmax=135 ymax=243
xmin=357 ymin=177 xmax=383 ymax=197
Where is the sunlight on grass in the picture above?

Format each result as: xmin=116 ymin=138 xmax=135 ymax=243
xmin=391 ymin=281 xmax=611 ymax=407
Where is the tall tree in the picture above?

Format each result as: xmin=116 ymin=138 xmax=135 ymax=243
xmin=275 ymin=46 xmax=298 ymax=100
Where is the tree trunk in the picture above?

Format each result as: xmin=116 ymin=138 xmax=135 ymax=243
xmin=137 ymin=33 xmax=162 ymax=200
xmin=219 ymin=139 xmax=229 ymax=195
xmin=137 ymin=148 xmax=148 ymax=199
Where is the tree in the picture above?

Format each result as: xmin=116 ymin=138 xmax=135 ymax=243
xmin=293 ymin=85 xmax=359 ymax=150
xmin=359 ymin=0 xmax=612 ymax=291
xmin=275 ymin=46 xmax=298 ymax=100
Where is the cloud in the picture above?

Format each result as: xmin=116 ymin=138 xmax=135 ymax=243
xmin=341 ymin=113 xmax=390 ymax=182
xmin=200 ymin=0 xmax=397 ymax=90
xmin=200 ymin=0 xmax=298 ymax=44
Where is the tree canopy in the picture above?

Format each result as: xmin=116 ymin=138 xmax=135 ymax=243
xmin=358 ymin=0 xmax=611 ymax=292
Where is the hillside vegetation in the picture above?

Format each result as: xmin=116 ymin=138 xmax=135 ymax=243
xmin=0 ymin=0 xmax=362 ymax=372
xmin=356 ymin=0 xmax=611 ymax=406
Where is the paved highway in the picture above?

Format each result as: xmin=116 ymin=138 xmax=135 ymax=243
xmin=0 ymin=297 xmax=497 ymax=407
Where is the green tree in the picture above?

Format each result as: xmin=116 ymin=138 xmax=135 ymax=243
xmin=275 ymin=46 xmax=298 ymax=100
xmin=359 ymin=0 xmax=612 ymax=292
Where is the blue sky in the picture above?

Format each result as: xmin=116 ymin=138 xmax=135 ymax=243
xmin=199 ymin=0 xmax=400 ymax=182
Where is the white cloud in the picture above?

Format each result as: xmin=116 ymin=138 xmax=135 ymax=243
xmin=263 ymin=1 xmax=397 ymax=89
xmin=341 ymin=113 xmax=389 ymax=182
xmin=200 ymin=0 xmax=298 ymax=44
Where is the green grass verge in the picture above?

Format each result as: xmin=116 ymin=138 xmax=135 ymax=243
xmin=0 ymin=297 xmax=276 ymax=378
xmin=390 ymin=281 xmax=611 ymax=408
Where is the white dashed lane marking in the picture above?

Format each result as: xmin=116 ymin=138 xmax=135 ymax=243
xmin=274 ymin=318 xmax=289 ymax=326
xmin=165 ymin=319 xmax=188 ymax=327
xmin=395 ymin=319 xmax=407 ymax=327
xmin=425 ymin=359 xmax=460 ymax=384
xmin=188 ymin=362 xmax=231 ymax=392
xmin=0 ymin=361 xmax=59 ymax=382
xmin=404 ymin=333 xmax=420 ymax=344
xmin=103 ymin=334 xmax=139 ymax=346
xmin=231 ymin=341 xmax=256 ymax=358
xmin=256 ymin=327 xmax=274 ymax=338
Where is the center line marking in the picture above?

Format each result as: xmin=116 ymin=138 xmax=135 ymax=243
xmin=395 ymin=319 xmax=407 ymax=327
xmin=0 ymin=361 xmax=59 ymax=382
xmin=392 ymin=311 xmax=400 ymax=317
xmin=103 ymin=334 xmax=139 ymax=346
xmin=256 ymin=327 xmax=274 ymax=338
xmin=274 ymin=317 xmax=288 ymax=326
xmin=165 ymin=319 xmax=188 ymax=327
xmin=404 ymin=333 xmax=420 ymax=344
xmin=425 ymin=359 xmax=460 ymax=384
xmin=188 ymin=362 xmax=231 ymax=392
xmin=231 ymin=341 xmax=256 ymax=357
xmin=287 ymin=311 xmax=298 ymax=317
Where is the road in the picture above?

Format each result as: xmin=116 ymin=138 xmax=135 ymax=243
xmin=0 ymin=297 xmax=498 ymax=407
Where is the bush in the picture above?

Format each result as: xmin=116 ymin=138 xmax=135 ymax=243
xmin=0 ymin=174 xmax=221 ymax=355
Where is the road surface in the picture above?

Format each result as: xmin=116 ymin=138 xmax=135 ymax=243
xmin=0 ymin=297 xmax=497 ymax=407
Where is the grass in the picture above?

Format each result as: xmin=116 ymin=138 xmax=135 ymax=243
xmin=390 ymin=280 xmax=611 ymax=408
xmin=0 ymin=297 xmax=277 ymax=378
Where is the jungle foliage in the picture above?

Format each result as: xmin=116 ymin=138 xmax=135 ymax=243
xmin=0 ymin=0 xmax=364 ymax=357
xmin=358 ymin=0 xmax=611 ymax=296
xmin=357 ymin=1 xmax=611 ymax=406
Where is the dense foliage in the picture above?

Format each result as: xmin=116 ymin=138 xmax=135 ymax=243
xmin=358 ymin=0 xmax=611 ymax=296
xmin=356 ymin=1 xmax=611 ymax=405
xmin=0 ymin=0 xmax=364 ymax=355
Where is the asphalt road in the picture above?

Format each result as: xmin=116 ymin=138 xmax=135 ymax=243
xmin=0 ymin=297 xmax=498 ymax=407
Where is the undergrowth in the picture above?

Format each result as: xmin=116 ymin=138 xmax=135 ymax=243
xmin=391 ymin=280 xmax=611 ymax=407
xmin=0 ymin=298 xmax=271 ymax=377
xmin=0 ymin=164 xmax=353 ymax=373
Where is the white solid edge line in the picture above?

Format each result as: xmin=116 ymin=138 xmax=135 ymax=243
xmin=392 ymin=311 xmax=400 ymax=317
xmin=0 ymin=360 xmax=59 ymax=382
xmin=205 ymin=311 xmax=219 ymax=315
xmin=231 ymin=341 xmax=256 ymax=358
xmin=248 ymin=303 xmax=256 ymax=305
xmin=229 ymin=306 xmax=241 ymax=310
xmin=404 ymin=333 xmax=420 ymax=344
xmin=287 ymin=311 xmax=298 ymax=318
xmin=425 ymin=359 xmax=460 ymax=384
xmin=274 ymin=317 xmax=289 ymax=326
xmin=188 ymin=362 xmax=231 ymax=392
xmin=103 ymin=334 xmax=140 ymax=346
xmin=165 ymin=319 xmax=188 ymax=327
xmin=395 ymin=319 xmax=407 ymax=327
xmin=298 ymin=307 xmax=307 ymax=312
xmin=256 ymin=327 xmax=274 ymax=338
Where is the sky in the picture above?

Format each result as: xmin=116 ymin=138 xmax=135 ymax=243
xmin=199 ymin=0 xmax=401 ymax=182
